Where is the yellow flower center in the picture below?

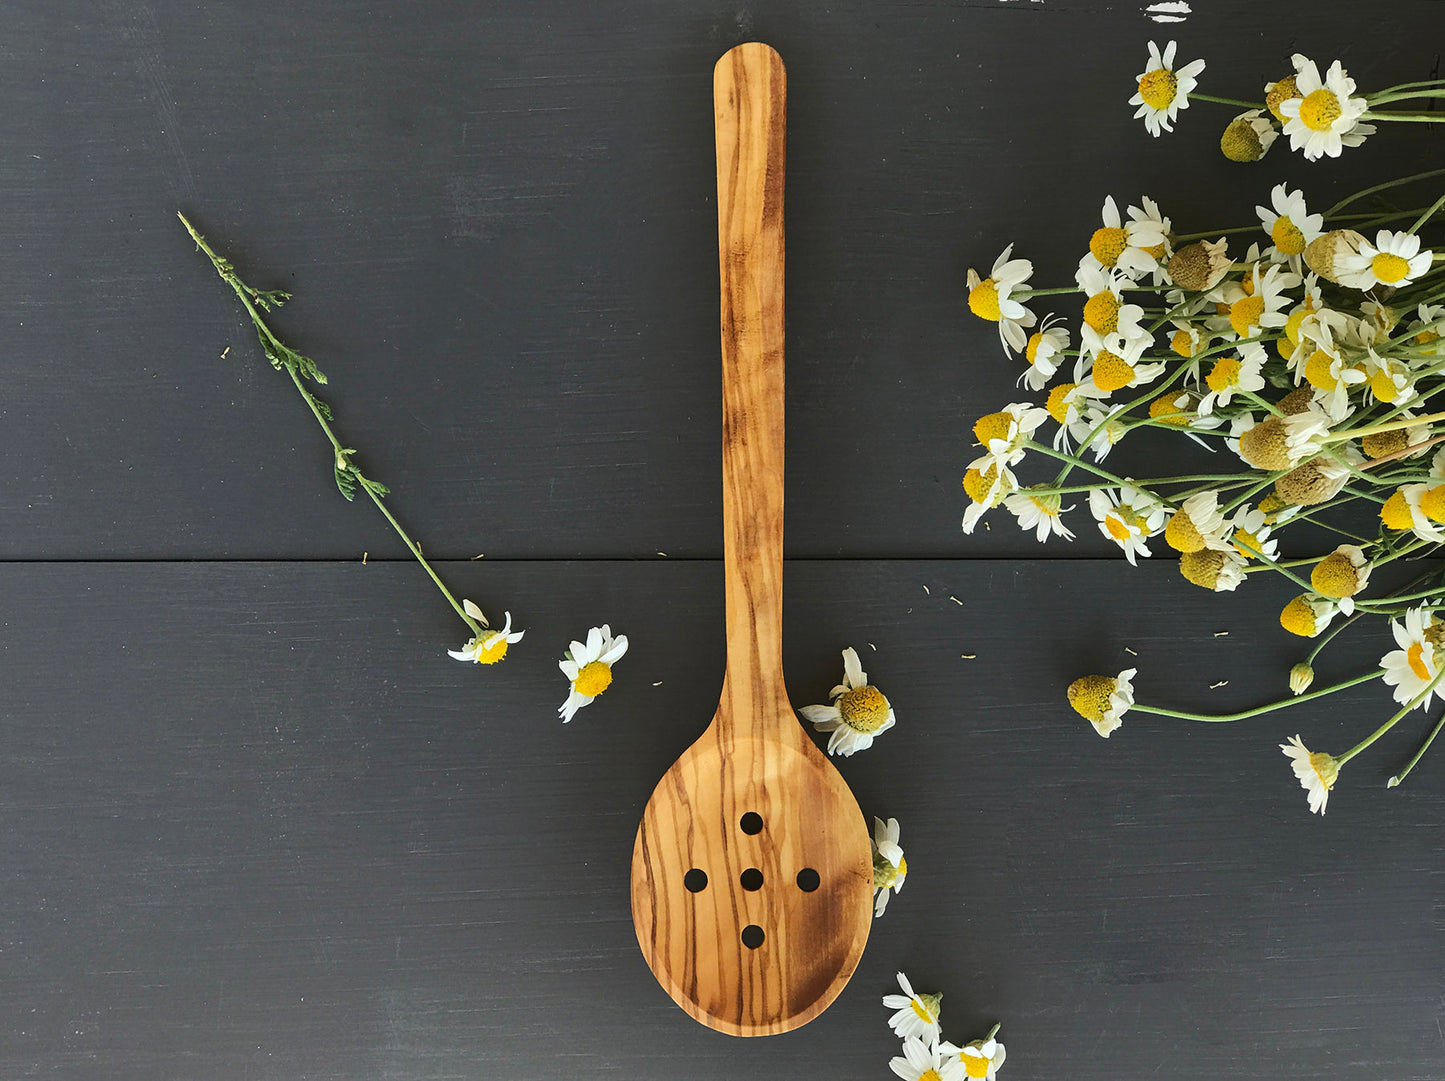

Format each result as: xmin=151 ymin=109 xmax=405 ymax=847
xmin=574 ymin=660 xmax=614 ymax=697
xmin=1179 ymin=549 xmax=1227 ymax=590
xmin=1370 ymin=368 xmax=1403 ymax=403
xmin=1046 ymin=382 xmax=1078 ymax=424
xmin=911 ymin=998 xmax=935 ymax=1023
xmin=1083 ymin=291 xmax=1121 ymax=335
xmin=1067 ymin=674 xmax=1117 ymax=723
xmin=1259 ymin=492 xmax=1289 ymax=523
xmin=963 ymin=1053 xmax=991 ymax=1079
xmin=1091 ymin=349 xmax=1135 ymax=393
xmin=1090 ymin=226 xmax=1129 ymax=267
xmin=1164 ymin=509 xmax=1205 ymax=553
xmin=1206 ymin=355 xmax=1243 ymax=393
xmin=1362 ymin=428 xmax=1409 ymax=459
xmin=1105 ymin=512 xmax=1134 ymax=542
xmin=973 ymin=411 xmax=1014 ymax=446
xmin=918 ymin=1070 xmax=943 ymax=1081
xmin=1271 ymin=216 xmax=1307 ymax=255
xmin=1137 ymin=68 xmax=1178 ymax=110
xmin=1310 ymin=554 xmax=1361 ymax=598
xmin=1303 ymin=349 xmax=1339 ymax=391
xmin=1283 ymin=306 xmax=1312 ymax=345
xmin=1298 ymin=88 xmax=1343 ymax=132
xmin=1416 ymin=329 xmax=1441 ymax=347
xmin=1419 ymin=485 xmax=1445 ymax=524
xmin=1370 ymin=252 xmax=1412 ymax=285
xmin=873 ymin=853 xmax=908 ymax=889
xmin=1233 ymin=528 xmax=1266 ymax=560
xmin=968 ymin=278 xmax=1002 ymax=322
xmin=963 ymin=463 xmax=1004 ymax=506
xmin=1025 ymin=330 xmax=1046 ymax=363
xmin=478 ymin=634 xmax=510 ymax=663
xmin=1170 ymin=328 xmax=1195 ymax=357
xmin=1149 ymin=394 xmax=1191 ymax=426
xmin=1279 ymin=595 xmax=1320 ymax=637
xmin=1380 ymin=490 xmax=1414 ymax=531
xmin=1230 ymin=295 xmax=1266 ymax=337
xmin=1142 ymin=241 xmax=1167 ymax=259
xmin=1308 ymin=751 xmax=1340 ymax=789
xmin=1407 ymin=641 xmax=1432 ymax=682
xmin=837 ymin=685 xmax=891 ymax=733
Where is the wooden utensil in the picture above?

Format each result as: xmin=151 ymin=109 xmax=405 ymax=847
xmin=629 ymin=42 xmax=874 ymax=1037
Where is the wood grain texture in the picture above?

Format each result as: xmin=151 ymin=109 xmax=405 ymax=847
xmin=629 ymin=43 xmax=873 ymax=1037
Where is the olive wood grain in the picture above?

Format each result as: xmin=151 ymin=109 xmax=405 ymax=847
xmin=629 ymin=42 xmax=873 ymax=1037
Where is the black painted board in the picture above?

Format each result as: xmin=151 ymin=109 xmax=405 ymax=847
xmin=0 ymin=1 xmax=1441 ymax=559
xmin=1 ymin=559 xmax=1439 ymax=1079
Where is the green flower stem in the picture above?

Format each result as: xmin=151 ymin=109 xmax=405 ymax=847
xmin=1372 ymin=79 xmax=1445 ymax=96
xmin=1328 ymin=409 xmax=1445 ymax=442
xmin=1388 ymin=710 xmax=1445 ymax=787
xmin=1233 ymin=543 xmax=1316 ymax=593
xmin=1408 ymin=190 xmax=1445 ymax=236
xmin=1326 ymin=168 xmax=1445 ymax=216
xmin=1336 ymin=665 xmax=1445 ymax=767
xmin=1304 ymin=610 xmax=1365 ymax=665
xmin=180 ymin=211 xmax=485 ymax=640
xmin=1014 ymin=286 xmax=1083 ymax=298
xmin=1361 ymin=111 xmax=1445 ymax=123
xmin=1189 ymin=93 xmax=1262 ymax=109
xmin=1131 ymin=669 xmax=1384 ymax=723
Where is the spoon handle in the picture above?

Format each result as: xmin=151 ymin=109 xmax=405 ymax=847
xmin=715 ymin=43 xmax=788 ymax=723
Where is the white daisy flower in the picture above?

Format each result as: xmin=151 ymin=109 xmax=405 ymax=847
xmin=967 ymin=244 xmax=1038 ymax=355
xmin=1278 ymin=55 xmax=1374 ymax=160
xmin=1279 ymin=594 xmax=1340 ymax=638
xmin=1019 ymin=314 xmax=1071 ymax=392
xmin=1077 ymin=262 xmax=1152 ymax=354
xmin=1220 ymin=262 xmax=1300 ymax=340
xmin=1068 ymin=403 xmax=1129 ymax=462
xmin=1280 ymin=734 xmax=1340 ymax=815
xmin=1297 ymin=339 xmax=1366 ymax=423
xmin=799 ymin=647 xmax=896 ymax=757
xmin=1129 ymin=40 xmax=1206 ymax=136
xmin=1089 ymin=485 xmax=1166 ymax=565
xmin=1067 ymin=668 xmax=1136 ymax=738
xmin=558 ymin=624 xmax=628 ymax=722
xmin=1164 ymin=490 xmax=1235 ymax=554
xmin=883 ymin=974 xmax=943 ymax=1048
xmin=1045 ymin=365 xmax=1109 ymax=451
xmin=448 ymin=604 xmax=525 ymax=664
xmin=1086 ymin=333 xmax=1167 ymax=396
xmin=1380 ymin=484 xmax=1445 ymax=544
xmin=1339 ymin=230 xmax=1435 ymax=291
xmin=969 ymin=402 xmax=1051 ymax=470
xmin=1085 ymin=195 xmax=1170 ymax=279
xmin=1407 ymin=302 xmax=1445 ymax=357
xmin=891 ymin=1038 xmax=966 ymax=1081
xmin=1381 ymin=607 xmax=1443 ymax=710
xmin=1310 ymin=544 xmax=1371 ymax=615
xmin=1362 ymin=349 xmax=1415 ymax=407
xmin=940 ymin=1031 xmax=1007 ymax=1081
xmin=1228 ymin=506 xmax=1278 ymax=562
xmin=1004 ymin=489 xmax=1075 ymax=542
xmin=871 ymin=817 xmax=907 ymax=917
xmin=1178 ymin=547 xmax=1248 ymax=592
xmin=1236 ymin=409 xmax=1331 ymax=472
xmin=1256 ymin=184 xmax=1324 ymax=272
xmin=1198 ymin=341 xmax=1268 ymax=414
xmin=962 ymin=461 xmax=1018 ymax=535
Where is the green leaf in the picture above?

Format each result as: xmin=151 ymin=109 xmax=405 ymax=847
xmin=311 ymin=396 xmax=332 ymax=421
xmin=334 ymin=464 xmax=357 ymax=501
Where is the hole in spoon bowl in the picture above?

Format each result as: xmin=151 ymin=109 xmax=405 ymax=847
xmin=740 ymin=867 xmax=763 ymax=891
xmin=739 ymin=812 xmax=764 ymax=834
xmin=740 ymin=924 xmax=765 ymax=949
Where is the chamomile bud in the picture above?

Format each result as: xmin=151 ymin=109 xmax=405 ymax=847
xmin=1220 ymin=109 xmax=1278 ymax=162
xmin=1289 ymin=663 xmax=1315 ymax=695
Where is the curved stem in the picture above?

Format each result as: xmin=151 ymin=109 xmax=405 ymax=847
xmin=1337 ymin=665 xmax=1445 ymax=766
xmin=1131 ymin=669 xmax=1383 ymax=722
xmin=1388 ymin=711 xmax=1445 ymax=787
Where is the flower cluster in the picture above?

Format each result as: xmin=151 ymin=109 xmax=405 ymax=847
xmin=964 ymin=42 xmax=1445 ymax=814
xmin=884 ymin=973 xmax=1006 ymax=1081
xmin=1128 ymin=41 xmax=1445 ymax=161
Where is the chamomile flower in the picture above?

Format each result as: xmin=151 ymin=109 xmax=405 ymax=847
xmin=1379 ymin=484 xmax=1445 ymax=544
xmin=883 ymin=973 xmax=943 ymax=1047
xmin=1236 ymin=409 xmax=1331 ymax=472
xmin=1279 ymin=594 xmax=1339 ymax=638
xmin=1256 ymin=184 xmax=1323 ymax=272
xmin=1227 ymin=506 xmax=1278 ymax=562
xmin=1277 ymin=56 xmax=1374 ymax=160
xmin=1129 ymin=40 xmax=1206 ymax=137
xmin=1198 ymin=341 xmax=1267 ymax=414
xmin=940 ymin=1031 xmax=1007 ymax=1081
xmin=1163 ymin=490 xmax=1234 ymax=554
xmin=1004 ymin=488 xmax=1075 ymax=542
xmin=1045 ymin=368 xmax=1108 ymax=451
xmin=1178 ymin=547 xmax=1247 ymax=592
xmin=1280 ymin=734 xmax=1340 ymax=815
xmin=1310 ymin=544 xmax=1371 ymax=615
xmin=1089 ymin=485 xmax=1166 ymax=565
xmin=448 ymin=604 xmax=525 ymax=664
xmin=1407 ymin=303 xmax=1445 ymax=356
xmin=1085 ymin=195 xmax=1169 ymax=279
xmin=871 ymin=817 xmax=907 ymax=917
xmin=1339 ymin=230 xmax=1435 ymax=291
xmin=970 ymin=403 xmax=1050 ymax=470
xmin=1067 ymin=668 xmax=1136 ymax=738
xmin=1019 ymin=314 xmax=1071 ymax=391
xmin=558 ymin=624 xmax=628 ymax=722
xmin=967 ymin=244 xmax=1038 ymax=355
xmin=1087 ymin=334 xmax=1167 ymax=395
xmin=962 ymin=461 xmax=1018 ymax=534
xmin=1381 ymin=607 xmax=1444 ymax=710
xmin=890 ymin=1036 xmax=964 ymax=1081
xmin=1297 ymin=338 xmax=1366 ymax=423
xmin=1362 ymin=349 xmax=1415 ymax=407
xmin=1068 ymin=403 xmax=1129 ymax=462
xmin=1220 ymin=263 xmax=1300 ymax=339
xmin=800 ymin=646 xmax=896 ymax=757
xmin=1220 ymin=109 xmax=1279 ymax=163
xmin=1077 ymin=262 xmax=1151 ymax=354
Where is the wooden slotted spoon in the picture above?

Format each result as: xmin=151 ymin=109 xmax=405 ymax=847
xmin=629 ymin=42 xmax=874 ymax=1037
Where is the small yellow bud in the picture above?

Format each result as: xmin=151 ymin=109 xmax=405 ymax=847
xmin=1289 ymin=663 xmax=1315 ymax=696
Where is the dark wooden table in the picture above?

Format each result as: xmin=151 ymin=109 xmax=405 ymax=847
xmin=2 ymin=2 xmax=1441 ymax=1078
